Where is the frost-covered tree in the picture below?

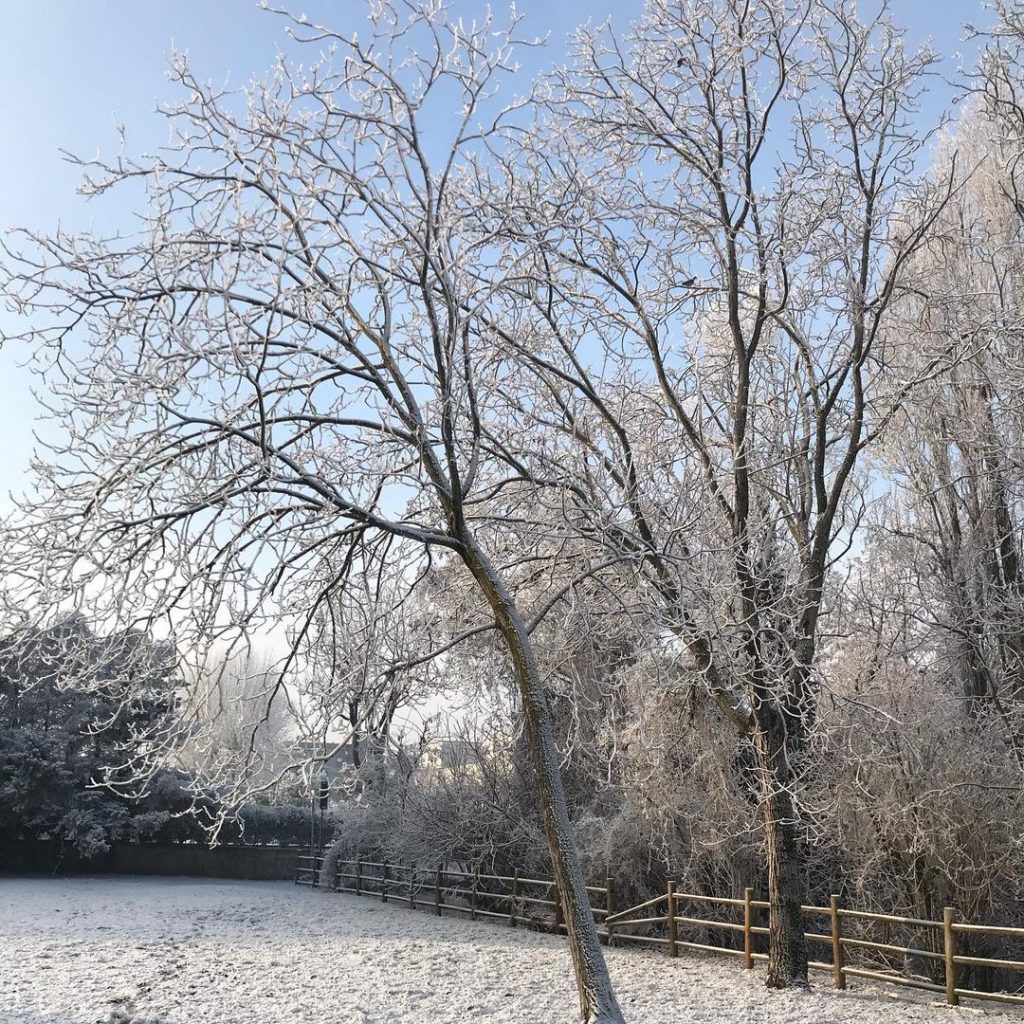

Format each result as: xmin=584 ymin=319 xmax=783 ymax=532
xmin=179 ymin=651 xmax=297 ymax=791
xmin=868 ymin=0 xmax=1024 ymax=766
xmin=485 ymin=0 xmax=954 ymax=986
xmin=304 ymin=562 xmax=448 ymax=774
xmin=0 ymin=5 xmax=622 ymax=1020
xmin=0 ymin=615 xmax=178 ymax=855
xmin=881 ymin=111 xmax=1024 ymax=745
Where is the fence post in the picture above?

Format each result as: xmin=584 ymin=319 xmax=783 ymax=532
xmin=382 ymin=860 xmax=388 ymax=904
xmin=743 ymin=887 xmax=753 ymax=970
xmin=667 ymin=880 xmax=678 ymax=958
xmin=606 ymin=877 xmax=615 ymax=948
xmin=472 ymin=867 xmax=479 ymax=921
xmin=409 ymin=864 xmax=416 ymax=911
xmin=944 ymin=907 xmax=959 ymax=1006
xmin=510 ymin=869 xmax=519 ymax=928
xmin=435 ymin=863 xmax=443 ymax=917
xmin=830 ymin=894 xmax=845 ymax=990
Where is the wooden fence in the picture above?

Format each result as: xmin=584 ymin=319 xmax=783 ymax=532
xmin=296 ymin=854 xmax=1024 ymax=1009
xmin=296 ymin=853 xmax=610 ymax=932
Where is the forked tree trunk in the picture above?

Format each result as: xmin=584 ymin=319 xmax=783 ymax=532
xmin=752 ymin=706 xmax=809 ymax=988
xmin=462 ymin=540 xmax=625 ymax=1024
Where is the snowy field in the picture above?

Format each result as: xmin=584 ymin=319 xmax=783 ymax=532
xmin=0 ymin=877 xmax=1009 ymax=1024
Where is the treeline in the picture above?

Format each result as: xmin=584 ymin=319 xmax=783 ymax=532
xmin=0 ymin=617 xmax=320 ymax=854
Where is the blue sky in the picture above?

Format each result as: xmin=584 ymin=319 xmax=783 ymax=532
xmin=0 ymin=0 xmax=992 ymax=508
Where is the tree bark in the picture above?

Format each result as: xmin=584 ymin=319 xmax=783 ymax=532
xmin=347 ymin=699 xmax=362 ymax=769
xmin=752 ymin=706 xmax=809 ymax=989
xmin=462 ymin=539 xmax=625 ymax=1024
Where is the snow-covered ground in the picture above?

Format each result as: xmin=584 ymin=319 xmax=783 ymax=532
xmin=0 ymin=876 xmax=1008 ymax=1024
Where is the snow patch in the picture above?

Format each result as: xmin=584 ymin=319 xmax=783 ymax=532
xmin=0 ymin=877 xmax=1010 ymax=1023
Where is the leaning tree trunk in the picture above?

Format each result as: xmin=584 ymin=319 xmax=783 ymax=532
xmin=751 ymin=704 xmax=809 ymax=989
xmin=462 ymin=540 xmax=625 ymax=1024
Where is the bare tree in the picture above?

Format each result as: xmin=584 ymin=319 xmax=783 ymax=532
xmin=879 ymin=45 xmax=1024 ymax=753
xmin=482 ymin=0 xmax=954 ymax=986
xmin=0 ymin=5 xmax=623 ymax=1020
xmin=305 ymin=563 xmax=445 ymax=773
xmin=181 ymin=650 xmax=295 ymax=783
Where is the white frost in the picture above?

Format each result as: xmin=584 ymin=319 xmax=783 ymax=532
xmin=0 ymin=877 xmax=1009 ymax=1023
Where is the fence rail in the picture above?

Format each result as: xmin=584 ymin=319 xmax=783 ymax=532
xmin=296 ymin=854 xmax=1024 ymax=1009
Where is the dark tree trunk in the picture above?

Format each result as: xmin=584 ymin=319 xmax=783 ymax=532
xmin=752 ymin=706 xmax=809 ymax=989
xmin=347 ymin=699 xmax=362 ymax=768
